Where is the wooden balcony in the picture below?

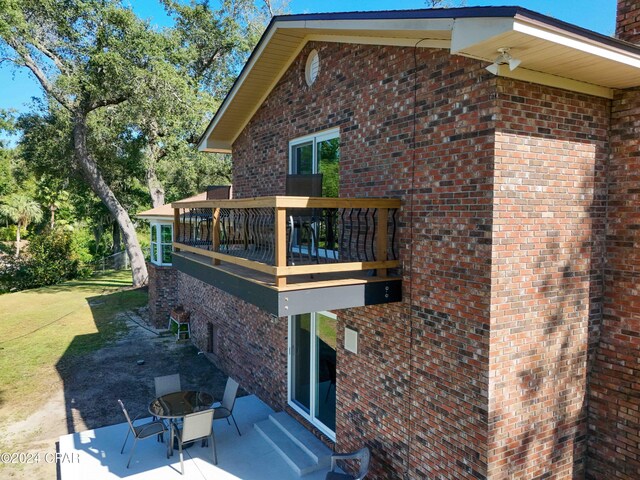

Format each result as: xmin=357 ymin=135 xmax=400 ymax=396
xmin=171 ymin=196 xmax=402 ymax=316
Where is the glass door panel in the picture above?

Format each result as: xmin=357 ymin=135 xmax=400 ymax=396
xmin=292 ymin=142 xmax=314 ymax=175
xmin=317 ymin=137 xmax=339 ymax=198
xmin=315 ymin=313 xmax=336 ymax=432
xmin=291 ymin=313 xmax=311 ymax=413
xmin=289 ymin=312 xmax=336 ymax=439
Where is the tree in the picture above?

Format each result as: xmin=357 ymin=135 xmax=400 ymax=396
xmin=0 ymin=193 xmax=43 ymax=256
xmin=0 ymin=109 xmax=17 ymax=197
xmin=425 ymin=0 xmax=466 ymax=7
xmin=0 ymin=1 xmax=172 ymax=285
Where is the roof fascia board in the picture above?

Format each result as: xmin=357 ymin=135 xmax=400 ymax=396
xmin=513 ymin=20 xmax=640 ymax=68
xmin=228 ymin=36 xmax=309 ymax=147
xmin=493 ymin=64 xmax=613 ymax=99
xmin=136 ymin=215 xmax=173 ymax=221
xmin=278 ymin=18 xmax=454 ymax=32
xmin=450 ymin=17 xmax=515 ymax=53
xmin=197 ymin=21 xmax=282 ymax=151
xmin=306 ymin=34 xmax=449 ymax=49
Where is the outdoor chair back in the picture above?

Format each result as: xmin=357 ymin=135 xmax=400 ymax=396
xmin=214 ymin=377 xmax=242 ymax=436
xmin=171 ymin=408 xmax=217 ymax=474
xmin=206 ymin=185 xmax=232 ymax=200
xmin=286 ymin=174 xmax=323 ymax=264
xmin=221 ymin=377 xmax=239 ymax=412
xmin=155 ymin=374 xmax=181 ymax=398
xmin=118 ymin=399 xmax=167 ymax=469
xmin=325 ymin=446 xmax=370 ymax=480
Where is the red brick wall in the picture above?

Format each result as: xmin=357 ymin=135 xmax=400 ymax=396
xmin=176 ymin=272 xmax=288 ymax=410
xmin=180 ymin=37 xmax=635 ymax=480
xmin=233 ymin=42 xmax=496 ymax=479
xmin=587 ymin=89 xmax=640 ymax=480
xmin=617 ymin=0 xmax=640 ymax=43
xmin=147 ymin=262 xmax=178 ymax=329
xmin=490 ymin=80 xmax=609 ymax=479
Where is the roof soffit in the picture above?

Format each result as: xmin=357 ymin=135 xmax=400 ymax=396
xmin=198 ymin=10 xmax=640 ymax=152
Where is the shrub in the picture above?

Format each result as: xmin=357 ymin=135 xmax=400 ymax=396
xmin=0 ymin=227 xmax=91 ymax=292
xmin=0 ymin=225 xmax=17 ymax=241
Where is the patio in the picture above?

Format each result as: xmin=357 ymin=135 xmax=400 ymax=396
xmin=58 ymin=395 xmax=331 ymax=480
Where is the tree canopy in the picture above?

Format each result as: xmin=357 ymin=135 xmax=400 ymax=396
xmin=0 ymin=0 xmax=276 ymax=287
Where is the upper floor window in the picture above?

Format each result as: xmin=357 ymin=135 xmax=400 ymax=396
xmin=150 ymin=222 xmax=173 ymax=266
xmin=289 ymin=128 xmax=340 ymax=198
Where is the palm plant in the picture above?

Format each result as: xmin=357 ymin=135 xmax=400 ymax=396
xmin=0 ymin=194 xmax=43 ymax=257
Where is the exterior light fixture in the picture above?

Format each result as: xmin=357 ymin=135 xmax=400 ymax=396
xmin=486 ymin=47 xmax=521 ymax=75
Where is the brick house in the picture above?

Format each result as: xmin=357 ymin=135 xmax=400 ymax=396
xmin=146 ymin=3 xmax=640 ymax=479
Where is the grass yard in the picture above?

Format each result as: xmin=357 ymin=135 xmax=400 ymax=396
xmin=0 ymin=271 xmax=147 ymax=423
xmin=0 ymin=270 xmax=231 ymax=480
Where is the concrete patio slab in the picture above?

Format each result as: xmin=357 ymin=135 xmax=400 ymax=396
xmin=59 ymin=395 xmax=331 ymax=480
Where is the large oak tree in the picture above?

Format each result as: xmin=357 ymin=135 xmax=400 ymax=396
xmin=0 ymin=0 xmax=164 ymax=285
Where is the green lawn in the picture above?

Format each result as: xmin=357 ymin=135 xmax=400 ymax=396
xmin=0 ymin=271 xmax=147 ymax=421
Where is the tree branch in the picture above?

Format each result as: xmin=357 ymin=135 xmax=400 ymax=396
xmin=29 ymin=37 xmax=71 ymax=76
xmin=198 ymin=48 xmax=221 ymax=77
xmin=8 ymin=39 xmax=74 ymax=112
xmin=86 ymin=94 xmax=130 ymax=112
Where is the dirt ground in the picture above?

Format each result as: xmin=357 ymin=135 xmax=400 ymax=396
xmin=0 ymin=307 xmax=234 ymax=479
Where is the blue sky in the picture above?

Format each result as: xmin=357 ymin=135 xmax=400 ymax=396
xmin=0 ymin=0 xmax=618 ymax=122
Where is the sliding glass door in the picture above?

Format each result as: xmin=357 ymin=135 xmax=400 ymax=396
xmin=289 ymin=128 xmax=340 ymax=198
xmin=289 ymin=312 xmax=336 ymax=439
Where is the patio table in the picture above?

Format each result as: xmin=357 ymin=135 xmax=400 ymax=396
xmin=149 ymin=390 xmax=215 ymax=455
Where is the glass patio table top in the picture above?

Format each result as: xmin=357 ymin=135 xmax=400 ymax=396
xmin=149 ymin=390 xmax=215 ymax=419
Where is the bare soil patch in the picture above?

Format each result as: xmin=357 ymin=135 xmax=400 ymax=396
xmin=0 ymin=307 xmax=233 ymax=479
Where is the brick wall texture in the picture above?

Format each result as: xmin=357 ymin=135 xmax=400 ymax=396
xmin=165 ymin=25 xmax=640 ymax=480
xmin=176 ymin=271 xmax=289 ymax=410
xmin=587 ymin=90 xmax=640 ymax=479
xmin=147 ymin=262 xmax=178 ymax=329
xmin=617 ymin=0 xmax=640 ymax=43
xmin=491 ymin=81 xmax=609 ymax=479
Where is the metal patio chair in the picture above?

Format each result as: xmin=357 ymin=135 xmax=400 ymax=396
xmin=286 ymin=173 xmax=323 ymax=265
xmin=325 ymin=447 xmax=370 ymax=480
xmin=118 ymin=399 xmax=167 ymax=469
xmin=154 ymin=373 xmax=181 ymax=398
xmin=213 ymin=377 xmax=242 ymax=436
xmin=170 ymin=408 xmax=217 ymax=474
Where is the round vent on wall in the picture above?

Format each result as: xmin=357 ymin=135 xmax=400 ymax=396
xmin=305 ymin=49 xmax=320 ymax=86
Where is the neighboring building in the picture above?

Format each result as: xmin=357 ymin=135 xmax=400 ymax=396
xmin=150 ymin=3 xmax=640 ymax=479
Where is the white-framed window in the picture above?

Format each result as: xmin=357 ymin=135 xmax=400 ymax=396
xmin=150 ymin=222 xmax=173 ymax=266
xmin=289 ymin=128 xmax=340 ymax=198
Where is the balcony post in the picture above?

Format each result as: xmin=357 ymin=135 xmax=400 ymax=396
xmin=376 ymin=208 xmax=388 ymax=277
xmin=275 ymin=206 xmax=287 ymax=287
xmin=212 ymin=207 xmax=220 ymax=266
xmin=174 ymin=207 xmax=181 ymax=252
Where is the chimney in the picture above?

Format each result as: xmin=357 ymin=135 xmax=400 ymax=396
xmin=616 ymin=0 xmax=640 ymax=43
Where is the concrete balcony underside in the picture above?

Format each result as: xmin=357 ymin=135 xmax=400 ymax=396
xmin=173 ymin=251 xmax=402 ymax=317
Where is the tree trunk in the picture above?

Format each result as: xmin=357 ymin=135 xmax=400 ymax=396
xmin=15 ymin=223 xmax=21 ymax=257
xmin=112 ymin=221 xmax=126 ymax=269
xmin=146 ymin=165 xmax=165 ymax=208
xmin=145 ymin=123 xmax=166 ymax=208
xmin=112 ymin=221 xmax=122 ymax=253
xmin=73 ymin=111 xmax=148 ymax=286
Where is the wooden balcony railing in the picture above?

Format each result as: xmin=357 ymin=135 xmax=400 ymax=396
xmin=172 ymin=196 xmax=401 ymax=288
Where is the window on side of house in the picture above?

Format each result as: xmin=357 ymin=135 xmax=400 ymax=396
xmin=160 ymin=224 xmax=173 ymax=265
xmin=150 ymin=222 xmax=173 ymax=266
